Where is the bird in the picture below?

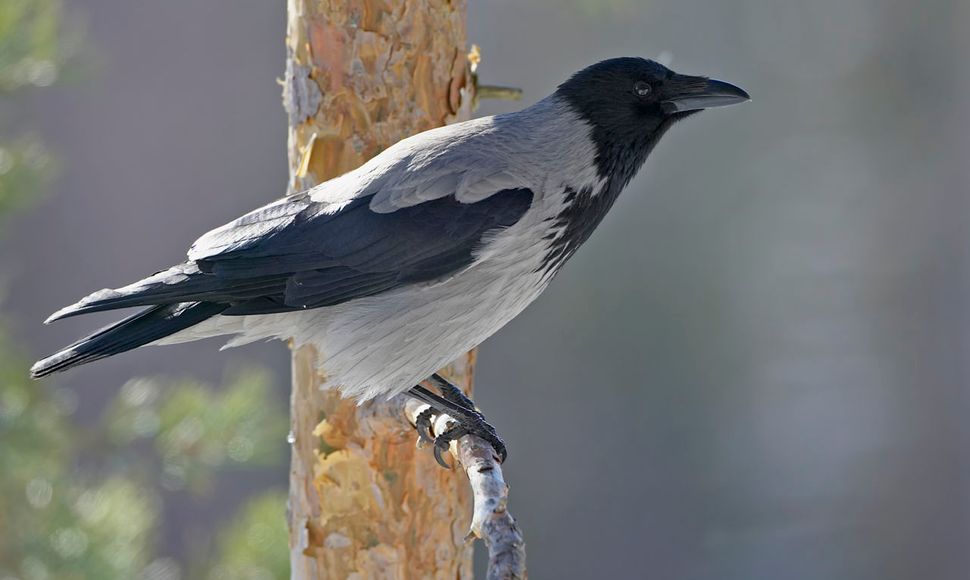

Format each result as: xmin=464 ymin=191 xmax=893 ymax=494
xmin=32 ymin=57 xmax=748 ymax=463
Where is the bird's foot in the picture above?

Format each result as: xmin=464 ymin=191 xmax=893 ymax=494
xmin=429 ymin=408 xmax=507 ymax=469
xmin=408 ymin=373 xmax=507 ymax=468
xmin=414 ymin=406 xmax=436 ymax=445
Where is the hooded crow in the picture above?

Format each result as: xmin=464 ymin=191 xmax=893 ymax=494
xmin=32 ymin=57 xmax=748 ymax=461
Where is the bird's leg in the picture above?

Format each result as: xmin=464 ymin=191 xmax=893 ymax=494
xmin=413 ymin=372 xmax=468 ymax=445
xmin=427 ymin=372 xmax=479 ymax=410
xmin=407 ymin=373 xmax=507 ymax=468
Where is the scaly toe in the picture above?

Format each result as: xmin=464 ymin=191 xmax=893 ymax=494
xmin=414 ymin=407 xmax=436 ymax=446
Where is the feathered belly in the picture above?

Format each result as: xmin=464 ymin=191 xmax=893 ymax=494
xmin=157 ymin=261 xmax=549 ymax=401
xmin=291 ymin=260 xmax=549 ymax=400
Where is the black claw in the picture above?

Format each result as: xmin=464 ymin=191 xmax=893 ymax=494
xmin=432 ymin=422 xmax=468 ymax=469
xmin=433 ymin=441 xmax=452 ymax=469
xmin=486 ymin=433 xmax=508 ymax=464
xmin=415 ymin=407 xmax=436 ymax=445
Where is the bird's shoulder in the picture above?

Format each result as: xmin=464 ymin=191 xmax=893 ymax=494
xmin=353 ymin=115 xmax=536 ymax=213
xmin=187 ymin=113 xmax=541 ymax=263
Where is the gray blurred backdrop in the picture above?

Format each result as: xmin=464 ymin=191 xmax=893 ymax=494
xmin=3 ymin=0 xmax=969 ymax=578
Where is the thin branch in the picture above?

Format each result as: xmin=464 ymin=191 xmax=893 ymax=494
xmin=476 ymin=85 xmax=524 ymax=101
xmin=404 ymin=398 xmax=527 ymax=579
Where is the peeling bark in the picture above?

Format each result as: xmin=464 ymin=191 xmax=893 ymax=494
xmin=285 ymin=0 xmax=472 ymax=193
xmin=289 ymin=349 xmax=479 ymax=579
xmin=284 ymin=0 xmax=485 ymax=578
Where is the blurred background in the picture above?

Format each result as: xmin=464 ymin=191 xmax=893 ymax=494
xmin=1 ymin=0 xmax=968 ymax=578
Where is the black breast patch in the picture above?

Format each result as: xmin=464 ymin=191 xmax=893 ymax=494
xmin=539 ymin=186 xmax=621 ymax=274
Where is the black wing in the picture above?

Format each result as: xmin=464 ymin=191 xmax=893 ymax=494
xmin=47 ymin=188 xmax=534 ymax=321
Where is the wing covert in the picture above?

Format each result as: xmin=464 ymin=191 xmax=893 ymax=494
xmin=190 ymin=187 xmax=534 ymax=314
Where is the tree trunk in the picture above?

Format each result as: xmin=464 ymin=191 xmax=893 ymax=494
xmin=282 ymin=0 xmax=477 ymax=577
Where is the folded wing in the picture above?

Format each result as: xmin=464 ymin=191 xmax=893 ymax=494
xmin=47 ymin=186 xmax=533 ymax=321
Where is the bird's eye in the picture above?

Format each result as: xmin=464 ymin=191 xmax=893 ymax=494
xmin=634 ymin=81 xmax=652 ymax=98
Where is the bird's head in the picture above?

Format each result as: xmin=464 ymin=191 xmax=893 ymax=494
xmin=555 ymin=57 xmax=749 ymax=186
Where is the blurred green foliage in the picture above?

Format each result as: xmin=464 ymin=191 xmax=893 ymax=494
xmin=0 ymin=1 xmax=291 ymax=578
xmin=0 ymin=0 xmax=64 ymax=91
xmin=105 ymin=371 xmax=289 ymax=496
xmin=0 ymin=134 xmax=53 ymax=218
xmin=0 ymin=356 xmax=291 ymax=579
xmin=0 ymin=338 xmax=161 ymax=578
xmin=205 ymin=491 xmax=290 ymax=580
xmin=0 ymin=0 xmax=64 ymax=218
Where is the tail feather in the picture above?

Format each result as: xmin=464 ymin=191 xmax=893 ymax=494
xmin=31 ymin=301 xmax=228 ymax=378
xmin=44 ymin=263 xmax=282 ymax=324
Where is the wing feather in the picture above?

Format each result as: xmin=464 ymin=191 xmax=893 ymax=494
xmin=49 ymin=118 xmax=536 ymax=322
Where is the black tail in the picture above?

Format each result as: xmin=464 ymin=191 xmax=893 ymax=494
xmin=43 ymin=262 xmax=283 ymax=323
xmin=31 ymin=302 xmax=227 ymax=379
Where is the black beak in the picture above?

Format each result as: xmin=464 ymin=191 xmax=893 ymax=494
xmin=661 ymin=78 xmax=750 ymax=114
